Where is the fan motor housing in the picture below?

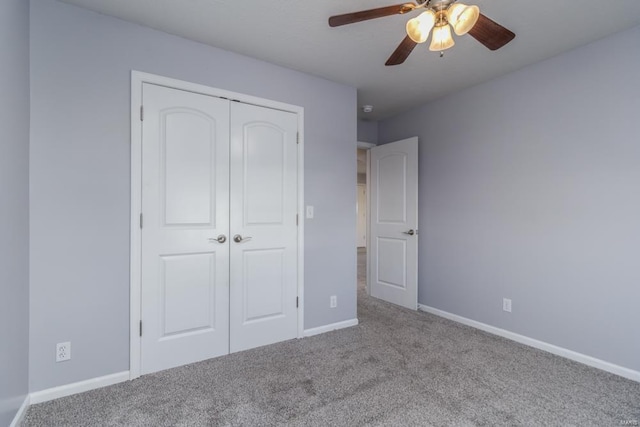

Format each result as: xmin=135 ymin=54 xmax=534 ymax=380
xmin=420 ymin=0 xmax=456 ymax=10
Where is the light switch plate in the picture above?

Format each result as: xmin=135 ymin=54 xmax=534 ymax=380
xmin=306 ymin=206 xmax=314 ymax=219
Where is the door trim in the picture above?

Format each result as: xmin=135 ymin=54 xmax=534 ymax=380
xmin=357 ymin=141 xmax=376 ymax=149
xmin=129 ymin=71 xmax=305 ymax=380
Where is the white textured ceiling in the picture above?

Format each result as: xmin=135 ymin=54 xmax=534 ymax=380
xmin=59 ymin=0 xmax=640 ymax=120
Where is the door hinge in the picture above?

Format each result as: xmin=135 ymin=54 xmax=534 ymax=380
xmin=139 ymin=320 xmax=142 ymax=337
xmin=296 ymin=133 xmax=299 ymax=144
xmin=296 ymin=297 xmax=299 ymax=308
xmin=139 ymin=213 xmax=143 ymax=229
xmin=140 ymin=105 xmax=144 ymax=121
xmin=296 ymin=214 xmax=299 ymax=226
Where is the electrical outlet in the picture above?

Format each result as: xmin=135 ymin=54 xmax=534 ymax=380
xmin=330 ymin=295 xmax=337 ymax=308
xmin=503 ymin=298 xmax=512 ymax=313
xmin=56 ymin=342 xmax=71 ymax=362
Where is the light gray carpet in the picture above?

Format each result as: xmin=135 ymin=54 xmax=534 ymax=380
xmin=24 ymin=249 xmax=640 ymax=426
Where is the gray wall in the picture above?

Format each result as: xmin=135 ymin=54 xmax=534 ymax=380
xmin=357 ymin=119 xmax=378 ymax=144
xmin=30 ymin=0 xmax=357 ymax=392
xmin=0 ymin=0 xmax=30 ymax=423
xmin=379 ymin=25 xmax=640 ymax=371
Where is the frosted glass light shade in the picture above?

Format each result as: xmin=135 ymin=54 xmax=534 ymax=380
xmin=406 ymin=10 xmax=436 ymax=43
xmin=429 ymin=24 xmax=455 ymax=51
xmin=447 ymin=3 xmax=480 ymax=36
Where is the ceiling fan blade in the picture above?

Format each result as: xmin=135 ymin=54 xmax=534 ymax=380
xmin=329 ymin=3 xmax=415 ymax=27
xmin=468 ymin=13 xmax=515 ymax=51
xmin=385 ymin=35 xmax=418 ymax=66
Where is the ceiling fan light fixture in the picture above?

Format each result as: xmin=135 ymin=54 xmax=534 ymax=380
xmin=406 ymin=10 xmax=436 ymax=43
xmin=429 ymin=24 xmax=455 ymax=51
xmin=447 ymin=3 xmax=480 ymax=36
xmin=328 ymin=2 xmax=516 ymax=66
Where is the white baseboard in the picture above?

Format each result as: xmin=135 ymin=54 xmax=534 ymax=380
xmin=418 ymin=304 xmax=640 ymax=383
xmin=30 ymin=371 xmax=130 ymax=404
xmin=9 ymin=394 xmax=30 ymax=427
xmin=303 ymin=318 xmax=359 ymax=337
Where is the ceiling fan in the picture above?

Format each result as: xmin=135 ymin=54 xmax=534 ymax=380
xmin=329 ymin=0 xmax=515 ymax=65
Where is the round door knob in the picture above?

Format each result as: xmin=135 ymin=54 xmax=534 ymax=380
xmin=404 ymin=229 xmax=415 ymax=236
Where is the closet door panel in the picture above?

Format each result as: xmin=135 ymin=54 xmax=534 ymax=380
xmin=229 ymin=102 xmax=298 ymax=352
xmin=139 ymin=81 xmax=300 ymax=373
xmin=244 ymin=124 xmax=285 ymax=225
xmin=140 ymin=83 xmax=230 ymax=374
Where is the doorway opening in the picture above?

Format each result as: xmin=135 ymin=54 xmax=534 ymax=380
xmin=356 ymin=142 xmax=375 ymax=297
xmin=357 ymin=137 xmax=419 ymax=310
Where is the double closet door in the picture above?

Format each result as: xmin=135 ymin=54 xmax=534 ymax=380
xmin=140 ymin=83 xmax=298 ymax=375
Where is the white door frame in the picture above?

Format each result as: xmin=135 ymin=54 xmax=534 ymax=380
xmin=129 ymin=71 xmax=305 ymax=380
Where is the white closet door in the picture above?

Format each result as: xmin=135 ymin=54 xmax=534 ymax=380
xmin=229 ymin=102 xmax=299 ymax=353
xmin=141 ymin=83 xmax=230 ymax=374
xmin=369 ymin=137 xmax=418 ymax=310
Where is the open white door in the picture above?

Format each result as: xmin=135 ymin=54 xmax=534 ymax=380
xmin=369 ymin=137 xmax=418 ymax=310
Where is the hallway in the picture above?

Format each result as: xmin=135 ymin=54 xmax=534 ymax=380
xmin=357 ymin=247 xmax=366 ymax=293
